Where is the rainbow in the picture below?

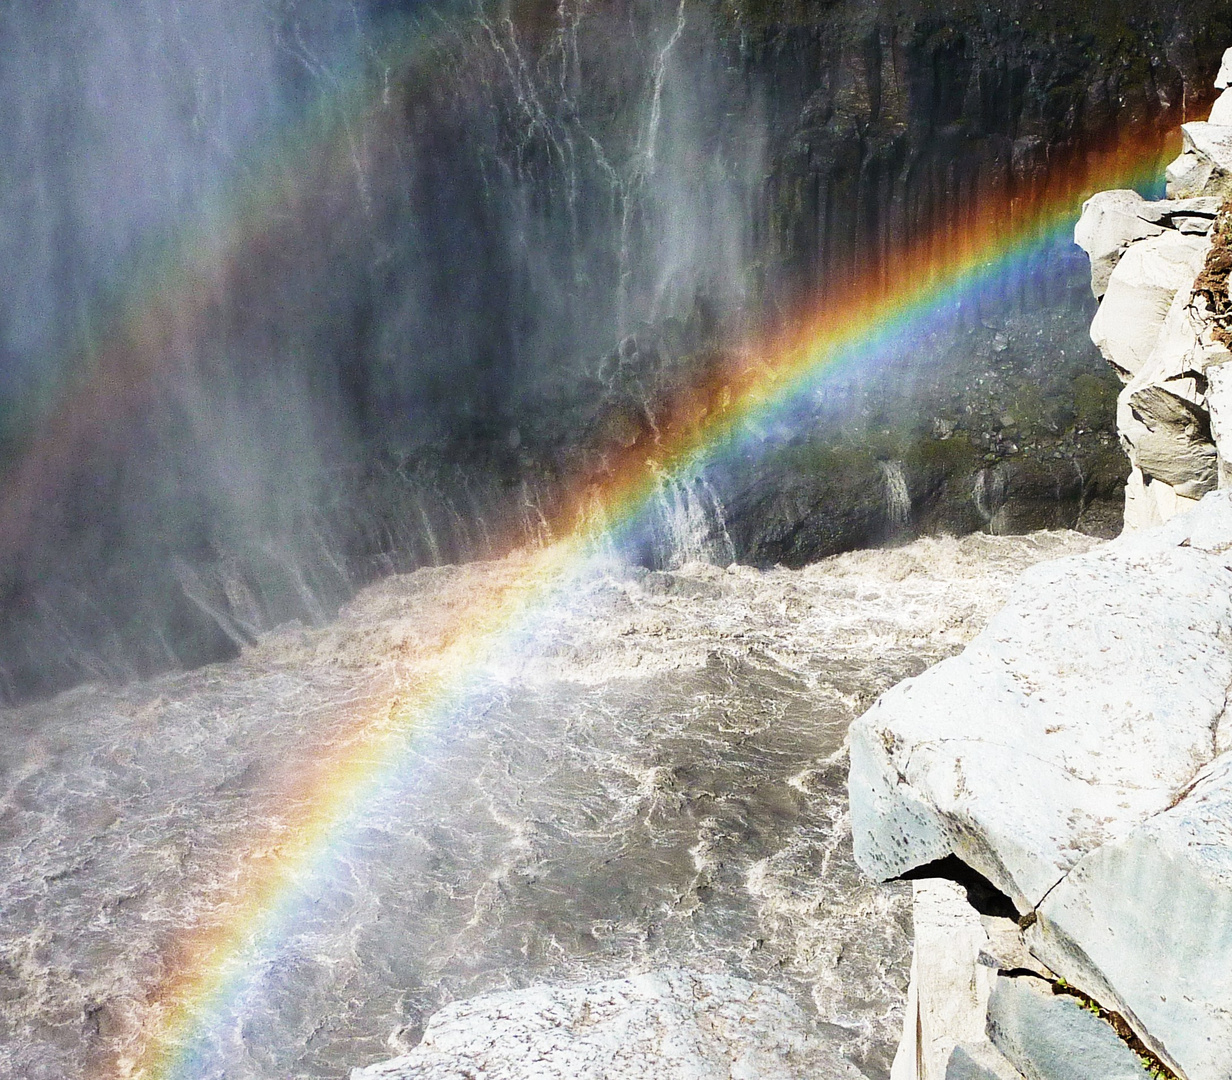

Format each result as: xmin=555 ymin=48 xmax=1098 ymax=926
xmin=119 ymin=142 xmax=1172 ymax=1079
xmin=0 ymin=11 xmax=1187 ymax=1080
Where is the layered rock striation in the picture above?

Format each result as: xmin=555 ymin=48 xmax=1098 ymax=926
xmin=1076 ymin=53 xmax=1232 ymax=529
xmin=849 ymin=48 xmax=1232 ymax=1080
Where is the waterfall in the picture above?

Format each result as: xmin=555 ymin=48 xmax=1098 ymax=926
xmin=415 ymin=497 xmax=444 ymax=567
xmin=520 ymin=479 xmax=554 ymax=548
xmin=878 ymin=460 xmax=910 ymax=527
xmin=972 ymin=466 xmax=1008 ymax=533
xmin=651 ymin=467 xmax=736 ymax=568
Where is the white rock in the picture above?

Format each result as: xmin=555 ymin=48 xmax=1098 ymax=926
xmin=1089 ymin=230 xmax=1210 ymax=379
xmin=1116 ymin=380 xmax=1217 ymax=498
xmin=348 ymin=970 xmax=868 ymax=1080
xmin=1121 ymin=465 xmax=1201 ymax=531
xmin=890 ymin=881 xmax=1022 ymax=1080
xmin=1133 ymin=194 xmax=1221 ymax=236
xmin=1166 ymin=150 xmax=1212 ymax=199
xmin=1210 ymin=88 xmax=1232 ymax=126
xmin=1030 ymin=752 xmax=1232 ymax=1080
xmin=849 ymin=492 xmax=1232 ymax=911
xmin=1113 ymin=262 xmax=1218 ymax=519
xmin=1073 ymin=190 xmax=1162 ymax=298
xmin=1205 ymin=359 xmax=1232 ymax=486
xmin=1132 ymin=259 xmax=1212 ymax=398
xmin=1166 ymin=122 xmax=1232 ymax=199
xmin=1216 ymin=46 xmax=1232 ymax=90
xmin=1131 ymin=196 xmax=1223 ymax=225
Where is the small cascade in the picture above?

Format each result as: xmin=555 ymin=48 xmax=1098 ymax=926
xmin=462 ymin=483 xmax=496 ymax=557
xmin=878 ymin=460 xmax=911 ymax=527
xmin=443 ymin=494 xmax=472 ymax=557
xmin=268 ymin=541 xmax=332 ymax=626
xmin=519 ymin=479 xmax=554 ymax=548
xmin=415 ymin=496 xmax=444 ymax=567
xmin=651 ymin=467 xmax=736 ymax=568
xmin=700 ymin=476 xmax=737 ymax=564
xmin=172 ymin=558 xmax=256 ymax=649
xmin=577 ymin=485 xmax=622 ymax=566
xmin=972 ymin=466 xmax=1008 ymax=534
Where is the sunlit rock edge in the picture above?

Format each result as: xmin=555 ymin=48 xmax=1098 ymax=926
xmin=851 ymin=51 xmax=1232 ymax=1080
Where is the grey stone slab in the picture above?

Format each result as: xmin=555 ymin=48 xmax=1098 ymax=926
xmin=985 ymin=977 xmax=1149 ymax=1080
xmin=946 ymin=1043 xmax=1025 ymax=1080
xmin=849 ymin=492 xmax=1232 ymax=910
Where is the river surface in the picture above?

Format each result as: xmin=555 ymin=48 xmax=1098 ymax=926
xmin=0 ymin=531 xmax=1101 ymax=1080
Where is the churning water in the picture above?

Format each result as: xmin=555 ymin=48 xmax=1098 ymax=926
xmin=0 ymin=531 xmax=1101 ymax=1080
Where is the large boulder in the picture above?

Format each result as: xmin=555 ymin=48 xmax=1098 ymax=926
xmin=984 ymin=977 xmax=1150 ymax=1080
xmin=1088 ymin=230 xmax=1210 ymax=380
xmin=889 ymin=879 xmax=1030 ymax=1080
xmin=1216 ymin=46 xmax=1232 ymax=91
xmin=1117 ymin=383 xmax=1217 ymax=496
xmin=1166 ymin=123 xmax=1232 ymax=200
xmin=348 ymin=970 xmax=868 ymax=1080
xmin=1210 ymin=89 xmax=1232 ymax=127
xmin=849 ymin=492 xmax=1232 ymax=1080
xmin=1133 ymin=195 xmax=1222 ymax=234
xmin=850 ymin=491 xmax=1232 ymax=907
xmin=1073 ymin=191 xmax=1162 ymax=299
xmin=1029 ymin=751 xmax=1232 ymax=1078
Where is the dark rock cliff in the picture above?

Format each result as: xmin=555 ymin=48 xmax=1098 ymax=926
xmin=0 ymin=0 xmax=1227 ymax=701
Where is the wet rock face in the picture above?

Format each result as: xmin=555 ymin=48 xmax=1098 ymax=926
xmin=0 ymin=531 xmax=1099 ymax=1080
xmin=3 ymin=0 xmax=1225 ymax=703
xmin=348 ymin=970 xmax=869 ymax=1080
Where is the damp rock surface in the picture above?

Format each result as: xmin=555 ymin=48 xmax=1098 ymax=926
xmin=0 ymin=531 xmax=1101 ymax=1080
xmin=348 ymin=969 xmax=869 ymax=1080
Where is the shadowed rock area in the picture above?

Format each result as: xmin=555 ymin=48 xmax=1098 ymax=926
xmin=2 ymin=0 xmax=1228 ymax=702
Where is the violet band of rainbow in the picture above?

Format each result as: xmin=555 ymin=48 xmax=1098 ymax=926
xmin=0 ymin=13 xmax=1182 ymax=1078
xmin=126 ymin=135 xmax=1172 ymax=1078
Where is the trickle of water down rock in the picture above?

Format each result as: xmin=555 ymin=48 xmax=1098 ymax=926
xmin=0 ymin=530 xmax=1102 ymax=1080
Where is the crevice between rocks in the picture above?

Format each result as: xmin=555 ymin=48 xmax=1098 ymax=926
xmin=1047 ymin=977 xmax=1179 ymax=1080
xmin=899 ymin=854 xmax=1018 ymax=921
xmin=901 ymin=853 xmax=1180 ymax=1079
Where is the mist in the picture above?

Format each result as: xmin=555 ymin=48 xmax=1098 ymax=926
xmin=0 ymin=0 xmax=1227 ymax=701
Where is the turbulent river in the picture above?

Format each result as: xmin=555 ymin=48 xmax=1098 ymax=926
xmin=0 ymin=530 xmax=1101 ymax=1080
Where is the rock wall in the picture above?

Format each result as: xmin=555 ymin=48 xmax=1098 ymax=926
xmin=1076 ymin=51 xmax=1232 ymax=529
xmin=849 ymin=49 xmax=1232 ymax=1080
xmin=6 ymin=0 xmax=1226 ymax=705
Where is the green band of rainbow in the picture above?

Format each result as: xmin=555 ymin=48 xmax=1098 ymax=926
xmin=125 ymin=132 xmax=1172 ymax=1079
xmin=0 ymin=14 xmax=1181 ymax=1079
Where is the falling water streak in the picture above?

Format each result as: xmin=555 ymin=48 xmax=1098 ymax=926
xmin=615 ymin=0 xmax=688 ymax=338
xmin=972 ymin=467 xmax=1007 ymax=534
xmin=699 ymin=476 xmax=737 ymax=564
xmin=416 ymin=497 xmax=443 ymax=567
xmin=519 ymin=479 xmax=553 ymax=548
xmin=878 ymin=460 xmax=910 ymax=527
xmin=651 ymin=466 xmax=730 ymax=569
